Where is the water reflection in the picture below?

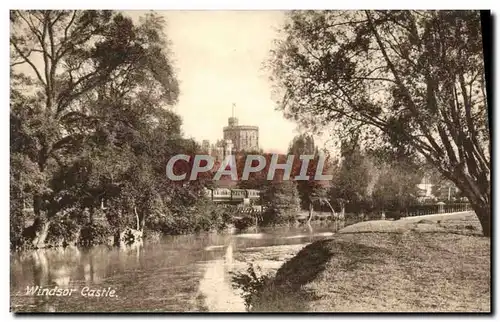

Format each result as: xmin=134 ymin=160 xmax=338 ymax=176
xmin=11 ymin=221 xmax=349 ymax=312
xmin=225 ymin=241 xmax=234 ymax=267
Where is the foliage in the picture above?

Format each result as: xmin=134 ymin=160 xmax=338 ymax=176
xmin=10 ymin=208 xmax=30 ymax=251
xmin=46 ymin=213 xmax=82 ymax=246
xmin=329 ymin=137 xmax=374 ymax=214
xmin=231 ymin=263 xmax=274 ymax=311
xmin=431 ymin=179 xmax=464 ymax=202
xmin=269 ymin=10 xmax=490 ymax=235
xmin=233 ymin=215 xmax=257 ymax=231
xmin=79 ymin=222 xmax=113 ymax=247
xmin=146 ymin=202 xmax=232 ymax=235
xmin=288 ymin=134 xmax=317 ymax=156
xmin=235 ymin=153 xmax=276 ymax=190
xmin=261 ymin=180 xmax=301 ymax=225
xmin=287 ymin=134 xmax=334 ymax=210
xmin=9 ymin=10 xmax=215 ymax=247
xmin=372 ymin=161 xmax=422 ymax=212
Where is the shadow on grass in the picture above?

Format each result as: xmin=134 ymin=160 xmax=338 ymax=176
xmin=252 ymin=238 xmax=392 ymax=312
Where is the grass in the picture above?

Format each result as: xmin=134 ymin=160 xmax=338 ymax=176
xmin=252 ymin=212 xmax=490 ymax=312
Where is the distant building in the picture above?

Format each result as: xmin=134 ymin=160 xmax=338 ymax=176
xmin=417 ymin=175 xmax=434 ymax=200
xmin=223 ymin=104 xmax=259 ymax=152
xmin=416 ymin=174 xmax=462 ymax=202
xmin=213 ymin=139 xmax=234 ymax=163
xmin=433 ymin=180 xmax=462 ymax=201
xmin=201 ymin=140 xmax=211 ymax=154
xmin=200 ymin=104 xmax=260 ymax=162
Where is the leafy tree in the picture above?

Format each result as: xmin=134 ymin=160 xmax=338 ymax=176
xmin=329 ymin=136 xmax=373 ymax=215
xmin=287 ymin=134 xmax=321 ymax=210
xmin=261 ymin=179 xmax=301 ymax=225
xmin=235 ymin=152 xmax=273 ymax=190
xmin=372 ymin=161 xmax=422 ymax=213
xmin=288 ymin=134 xmax=317 ymax=156
xmin=10 ymin=10 xmax=181 ymax=247
xmin=431 ymin=178 xmax=462 ymax=202
xmin=269 ymin=11 xmax=490 ymax=236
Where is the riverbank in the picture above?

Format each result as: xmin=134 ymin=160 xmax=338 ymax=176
xmin=251 ymin=211 xmax=490 ymax=312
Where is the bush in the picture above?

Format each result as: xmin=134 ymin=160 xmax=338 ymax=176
xmin=46 ymin=216 xmax=81 ymax=247
xmin=231 ymin=263 xmax=274 ymax=311
xmin=259 ymin=181 xmax=300 ymax=227
xmin=79 ymin=222 xmax=112 ymax=247
xmin=385 ymin=211 xmax=403 ymax=220
xmin=234 ymin=216 xmax=256 ymax=231
xmin=10 ymin=207 xmax=29 ymax=251
xmin=261 ymin=210 xmax=297 ymax=227
xmin=149 ymin=202 xmax=233 ymax=235
xmin=261 ymin=181 xmax=300 ymax=226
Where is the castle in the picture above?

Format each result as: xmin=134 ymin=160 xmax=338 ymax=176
xmin=201 ymin=104 xmax=260 ymax=162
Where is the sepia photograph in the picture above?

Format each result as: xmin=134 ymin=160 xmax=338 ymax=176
xmin=9 ymin=8 xmax=491 ymax=313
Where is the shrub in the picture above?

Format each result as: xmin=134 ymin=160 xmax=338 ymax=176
xmin=234 ymin=216 xmax=256 ymax=231
xmin=46 ymin=215 xmax=81 ymax=247
xmin=231 ymin=263 xmax=274 ymax=311
xmin=263 ymin=181 xmax=300 ymax=217
xmin=261 ymin=181 xmax=300 ymax=226
xmin=385 ymin=211 xmax=403 ymax=220
xmin=261 ymin=210 xmax=297 ymax=227
xmin=79 ymin=222 xmax=112 ymax=247
xmin=10 ymin=208 xmax=29 ymax=251
xmin=150 ymin=202 xmax=233 ymax=235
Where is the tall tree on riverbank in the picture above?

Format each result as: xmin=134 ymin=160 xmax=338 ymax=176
xmin=261 ymin=180 xmax=301 ymax=225
xmin=330 ymin=135 xmax=373 ymax=215
xmin=268 ymin=10 xmax=490 ymax=236
xmin=10 ymin=10 xmax=181 ymax=247
xmin=288 ymin=134 xmax=318 ymax=209
xmin=372 ymin=161 xmax=422 ymax=213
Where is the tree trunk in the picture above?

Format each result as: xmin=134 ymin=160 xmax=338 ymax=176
xmin=31 ymin=219 xmax=51 ymax=248
xmin=452 ymin=169 xmax=490 ymax=237
xmin=471 ymin=200 xmax=491 ymax=237
xmin=134 ymin=207 xmax=140 ymax=231
xmin=140 ymin=214 xmax=146 ymax=233
xmin=29 ymin=194 xmax=51 ymax=248
xmin=89 ymin=206 xmax=94 ymax=225
xmin=307 ymin=202 xmax=313 ymax=224
xmin=323 ymin=199 xmax=336 ymax=217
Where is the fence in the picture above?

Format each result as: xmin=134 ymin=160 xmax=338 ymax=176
xmin=404 ymin=203 xmax=471 ymax=217
xmin=219 ymin=203 xmax=264 ymax=214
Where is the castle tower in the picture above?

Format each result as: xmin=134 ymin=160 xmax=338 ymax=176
xmin=223 ymin=103 xmax=259 ymax=152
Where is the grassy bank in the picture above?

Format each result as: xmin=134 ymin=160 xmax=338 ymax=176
xmin=251 ymin=212 xmax=490 ymax=312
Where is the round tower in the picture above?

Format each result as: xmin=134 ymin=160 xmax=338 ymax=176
xmin=228 ymin=117 xmax=239 ymax=127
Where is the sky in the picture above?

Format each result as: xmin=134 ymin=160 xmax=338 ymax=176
xmin=127 ymin=11 xmax=309 ymax=154
xmin=13 ymin=10 xmax=333 ymax=155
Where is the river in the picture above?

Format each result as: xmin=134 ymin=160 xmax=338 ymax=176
xmin=10 ymin=221 xmax=349 ymax=313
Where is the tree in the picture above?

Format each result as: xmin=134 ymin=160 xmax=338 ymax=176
xmin=235 ymin=152 xmax=273 ymax=190
xmin=287 ymin=134 xmax=320 ymax=210
xmin=288 ymin=134 xmax=317 ymax=156
xmin=329 ymin=136 xmax=373 ymax=216
xmin=431 ymin=178 xmax=461 ymax=202
xmin=261 ymin=180 xmax=301 ymax=225
xmin=372 ymin=161 xmax=422 ymax=213
xmin=10 ymin=10 xmax=180 ymax=247
xmin=269 ymin=11 xmax=490 ymax=236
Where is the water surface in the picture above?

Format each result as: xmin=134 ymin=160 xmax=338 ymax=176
xmin=11 ymin=221 xmax=348 ymax=312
